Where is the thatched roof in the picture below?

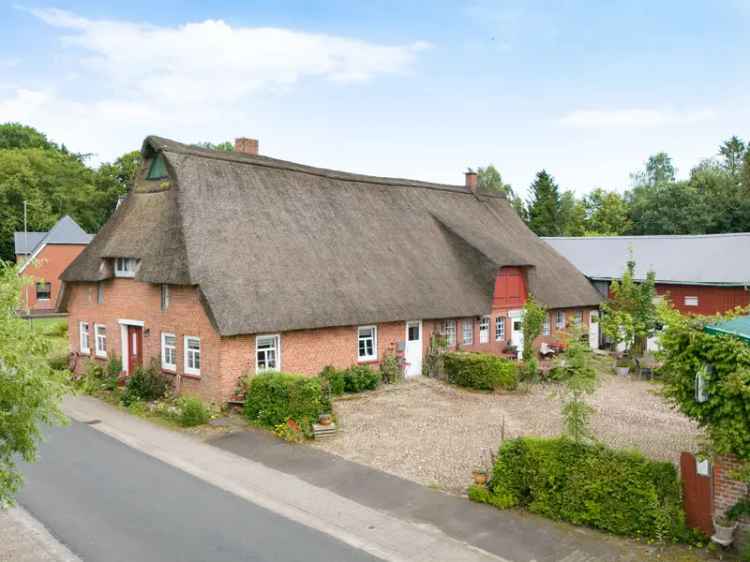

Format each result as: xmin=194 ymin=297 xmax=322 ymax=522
xmin=62 ymin=136 xmax=601 ymax=336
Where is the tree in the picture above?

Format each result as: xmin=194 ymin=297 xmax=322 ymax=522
xmin=558 ymin=190 xmax=586 ymax=236
xmin=556 ymin=328 xmax=597 ymax=443
xmin=193 ymin=141 xmax=234 ymax=152
xmin=0 ymin=262 xmax=67 ymax=506
xmin=600 ymin=257 xmax=657 ymax=357
xmin=719 ymin=136 xmax=746 ymax=177
xmin=93 ymin=150 xmax=142 ymax=219
xmin=0 ymin=123 xmax=55 ymax=151
xmin=631 ymin=152 xmax=675 ymax=187
xmin=582 ymin=188 xmax=630 ymax=235
xmin=477 ymin=165 xmax=527 ymax=220
xmin=526 ymin=170 xmax=562 ymax=236
xmin=520 ymin=295 xmax=546 ymax=378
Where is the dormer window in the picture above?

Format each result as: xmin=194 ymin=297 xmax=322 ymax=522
xmin=115 ymin=257 xmax=139 ymax=278
xmin=146 ymin=154 xmax=168 ymax=180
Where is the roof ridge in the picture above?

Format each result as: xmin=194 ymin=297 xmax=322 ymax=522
xmin=146 ymin=135 xmax=485 ymax=196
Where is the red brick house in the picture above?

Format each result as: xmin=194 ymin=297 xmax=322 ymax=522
xmin=15 ymin=215 xmax=92 ymax=314
xmin=59 ymin=136 xmax=602 ymax=403
xmin=544 ymin=234 xmax=750 ymax=316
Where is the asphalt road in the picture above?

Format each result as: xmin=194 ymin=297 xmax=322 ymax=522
xmin=18 ymin=421 xmax=383 ymax=562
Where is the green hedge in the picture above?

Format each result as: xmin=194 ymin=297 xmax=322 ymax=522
xmin=244 ymin=372 xmax=330 ymax=426
xmin=319 ymin=364 xmax=380 ymax=395
xmin=474 ymin=437 xmax=686 ymax=540
xmin=443 ymin=352 xmax=517 ymax=390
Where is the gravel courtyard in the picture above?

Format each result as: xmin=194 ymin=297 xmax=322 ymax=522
xmin=312 ymin=374 xmax=702 ymax=494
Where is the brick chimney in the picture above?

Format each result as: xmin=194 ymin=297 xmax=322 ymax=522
xmin=465 ymin=169 xmax=478 ymax=193
xmin=234 ymin=137 xmax=259 ymax=155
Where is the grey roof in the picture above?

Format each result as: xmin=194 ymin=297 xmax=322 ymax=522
xmin=543 ymin=234 xmax=750 ymax=286
xmin=14 ymin=216 xmax=92 ymax=256
xmin=62 ymin=136 xmax=602 ymax=336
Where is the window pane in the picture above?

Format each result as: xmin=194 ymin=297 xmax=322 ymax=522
xmin=188 ymin=338 xmax=200 ymax=351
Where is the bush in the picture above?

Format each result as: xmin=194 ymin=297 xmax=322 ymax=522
xmin=176 ymin=396 xmax=211 ymax=427
xmin=380 ymin=352 xmax=404 ymax=384
xmin=342 ymin=365 xmax=380 ymax=393
xmin=244 ymin=372 xmax=330 ymax=427
xmin=121 ymin=365 xmax=169 ymax=406
xmin=48 ymin=352 xmax=69 ymax=372
xmin=443 ymin=352 xmax=518 ymax=390
xmin=319 ymin=365 xmax=345 ymax=396
xmin=475 ymin=437 xmax=686 ymax=541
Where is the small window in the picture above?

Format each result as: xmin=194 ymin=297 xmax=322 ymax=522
xmin=161 ymin=332 xmax=177 ymax=371
xmin=256 ymin=334 xmax=280 ymax=372
xmin=495 ymin=316 xmax=505 ymax=341
xmin=442 ymin=320 xmax=456 ymax=347
xmin=114 ymin=257 xmax=138 ymax=278
xmin=94 ymin=324 xmax=107 ymax=357
xmin=479 ymin=316 xmax=490 ymax=344
xmin=80 ymin=321 xmax=90 ymax=354
xmin=357 ymin=326 xmax=377 ymax=361
xmin=36 ymin=282 xmax=51 ymax=300
xmin=685 ymin=296 xmax=699 ymax=307
xmin=574 ymin=311 xmax=583 ymax=326
xmin=146 ymin=154 xmax=168 ymax=180
xmin=543 ymin=314 xmax=550 ymax=336
xmin=462 ymin=319 xmax=473 ymax=345
xmin=184 ymin=336 xmax=201 ymax=376
xmin=407 ymin=322 xmax=420 ymax=342
xmin=555 ymin=311 xmax=565 ymax=330
xmin=161 ymin=284 xmax=170 ymax=312
xmin=97 ymin=282 xmax=104 ymax=305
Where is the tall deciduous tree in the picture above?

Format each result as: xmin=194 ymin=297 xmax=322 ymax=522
xmin=476 ymin=164 xmax=527 ymax=220
xmin=582 ymin=188 xmax=630 ymax=235
xmin=719 ymin=136 xmax=746 ymax=177
xmin=526 ymin=170 xmax=562 ymax=236
xmin=0 ymin=262 xmax=67 ymax=506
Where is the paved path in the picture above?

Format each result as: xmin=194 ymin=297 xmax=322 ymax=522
xmin=18 ymin=421 xmax=383 ymax=562
xmin=0 ymin=506 xmax=80 ymax=562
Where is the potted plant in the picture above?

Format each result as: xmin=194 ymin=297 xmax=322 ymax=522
xmin=713 ymin=513 xmax=738 ymax=545
xmin=318 ymin=413 xmax=333 ymax=426
xmin=472 ymin=467 xmax=488 ymax=486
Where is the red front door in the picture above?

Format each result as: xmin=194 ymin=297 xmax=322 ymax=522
xmin=127 ymin=325 xmax=143 ymax=374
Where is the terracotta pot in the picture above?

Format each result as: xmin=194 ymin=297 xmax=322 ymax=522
xmin=472 ymin=471 xmax=488 ymax=486
xmin=318 ymin=414 xmax=333 ymax=426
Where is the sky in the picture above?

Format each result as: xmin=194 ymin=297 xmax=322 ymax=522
xmin=1 ymin=1 xmax=749 ymax=198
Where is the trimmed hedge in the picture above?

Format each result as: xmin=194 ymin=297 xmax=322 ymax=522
xmin=319 ymin=364 xmax=380 ymax=396
xmin=443 ymin=352 xmax=517 ymax=390
xmin=475 ymin=437 xmax=687 ymax=540
xmin=244 ymin=372 xmax=330 ymax=427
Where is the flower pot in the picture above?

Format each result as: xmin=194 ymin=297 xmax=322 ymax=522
xmin=712 ymin=518 xmax=737 ymax=545
xmin=318 ymin=414 xmax=333 ymax=426
xmin=615 ymin=366 xmax=630 ymax=377
xmin=472 ymin=470 xmax=488 ymax=486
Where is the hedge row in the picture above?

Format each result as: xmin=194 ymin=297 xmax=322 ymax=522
xmin=472 ymin=437 xmax=687 ymax=540
xmin=319 ymin=365 xmax=380 ymax=395
xmin=443 ymin=352 xmax=518 ymax=390
xmin=244 ymin=372 xmax=330 ymax=427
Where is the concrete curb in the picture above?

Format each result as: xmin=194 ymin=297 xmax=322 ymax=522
xmin=0 ymin=506 xmax=81 ymax=562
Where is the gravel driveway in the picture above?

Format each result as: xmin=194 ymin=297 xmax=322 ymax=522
xmin=312 ymin=375 xmax=702 ymax=494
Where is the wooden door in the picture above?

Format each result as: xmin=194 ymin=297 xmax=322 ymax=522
xmin=680 ymin=452 xmax=713 ymax=536
xmin=127 ymin=325 xmax=143 ymax=373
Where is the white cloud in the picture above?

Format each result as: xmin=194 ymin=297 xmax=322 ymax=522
xmin=28 ymin=9 xmax=430 ymax=105
xmin=560 ymin=108 xmax=717 ymax=129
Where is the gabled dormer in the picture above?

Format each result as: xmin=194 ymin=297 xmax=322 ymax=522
xmin=492 ymin=266 xmax=528 ymax=310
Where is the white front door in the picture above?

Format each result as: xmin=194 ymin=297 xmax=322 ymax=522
xmin=509 ymin=310 xmax=524 ymax=360
xmin=404 ymin=320 xmax=422 ymax=377
xmin=589 ymin=310 xmax=600 ymax=350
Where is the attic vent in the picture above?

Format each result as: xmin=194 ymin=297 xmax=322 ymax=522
xmin=146 ymin=155 xmax=168 ymax=180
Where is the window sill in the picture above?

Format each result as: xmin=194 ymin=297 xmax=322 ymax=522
xmin=161 ymin=367 xmax=177 ymax=376
xmin=95 ymin=353 xmax=107 ymax=359
xmin=182 ymin=372 xmax=201 ymax=380
xmin=80 ymin=350 xmax=91 ymax=356
xmin=357 ymin=358 xmax=378 ymax=365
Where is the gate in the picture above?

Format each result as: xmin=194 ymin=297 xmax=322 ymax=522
xmin=680 ymin=452 xmax=713 ymax=536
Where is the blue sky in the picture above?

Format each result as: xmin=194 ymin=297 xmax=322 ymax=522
xmin=1 ymin=1 xmax=749 ymax=198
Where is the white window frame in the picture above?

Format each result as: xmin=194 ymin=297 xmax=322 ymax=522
xmin=36 ymin=282 xmax=51 ymax=301
xmin=256 ymin=334 xmax=281 ymax=373
xmin=543 ymin=314 xmax=551 ymax=336
xmin=184 ymin=336 xmax=201 ymax=377
xmin=161 ymin=284 xmax=170 ymax=312
xmin=574 ymin=310 xmax=583 ymax=326
xmin=684 ymin=296 xmax=699 ymax=307
xmin=555 ymin=310 xmax=565 ymax=330
xmin=161 ymin=332 xmax=177 ymax=372
xmin=479 ymin=316 xmax=490 ymax=344
xmin=94 ymin=324 xmax=107 ymax=358
xmin=79 ymin=321 xmax=90 ymax=354
xmin=114 ymin=257 xmax=138 ymax=278
xmin=442 ymin=320 xmax=456 ymax=346
xmin=357 ymin=325 xmax=378 ymax=362
xmin=495 ymin=315 xmax=505 ymax=341
xmin=462 ymin=319 xmax=473 ymax=345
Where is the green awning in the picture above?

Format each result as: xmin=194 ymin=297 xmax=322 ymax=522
xmin=704 ymin=315 xmax=750 ymax=343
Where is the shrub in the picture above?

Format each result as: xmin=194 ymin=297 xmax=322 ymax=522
xmin=476 ymin=437 xmax=686 ymax=541
xmin=423 ymin=333 xmax=448 ymax=378
xmin=342 ymin=365 xmax=380 ymax=393
xmin=244 ymin=372 xmax=330 ymax=427
xmin=121 ymin=365 xmax=169 ymax=406
xmin=380 ymin=352 xmax=404 ymax=384
xmin=176 ymin=396 xmax=211 ymax=427
xmin=443 ymin=352 xmax=517 ymax=390
xmin=274 ymin=418 xmax=305 ymax=443
xmin=319 ymin=365 xmax=345 ymax=396
xmin=48 ymin=352 xmax=69 ymax=372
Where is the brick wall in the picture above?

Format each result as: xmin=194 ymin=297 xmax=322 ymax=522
xmin=714 ymin=454 xmax=749 ymax=515
xmin=19 ymin=244 xmax=87 ymax=312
